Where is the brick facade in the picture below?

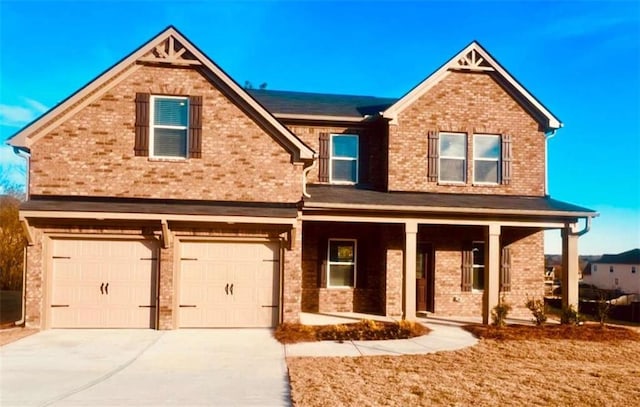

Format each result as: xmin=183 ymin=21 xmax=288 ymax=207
xmin=389 ymin=71 xmax=545 ymax=196
xmin=30 ymin=65 xmax=303 ymax=203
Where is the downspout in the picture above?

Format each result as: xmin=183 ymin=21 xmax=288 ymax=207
xmin=573 ymin=216 xmax=593 ymax=237
xmin=15 ymin=246 xmax=27 ymax=326
xmin=12 ymin=147 xmax=30 ymax=326
xmin=13 ymin=147 xmax=31 ymax=200
xmin=302 ymin=155 xmax=318 ymax=198
xmin=544 ymin=130 xmax=556 ymax=197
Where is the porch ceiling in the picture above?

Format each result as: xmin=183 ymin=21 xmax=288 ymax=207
xmin=303 ymin=185 xmax=597 ymax=220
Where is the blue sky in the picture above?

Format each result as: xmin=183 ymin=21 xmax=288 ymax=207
xmin=0 ymin=0 xmax=638 ymax=255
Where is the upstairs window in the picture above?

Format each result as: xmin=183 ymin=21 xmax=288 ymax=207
xmin=330 ymin=134 xmax=359 ymax=184
xmin=473 ymin=134 xmax=501 ymax=184
xmin=327 ymin=239 xmax=357 ymax=288
xmin=134 ymin=93 xmax=202 ymax=159
xmin=151 ymin=96 xmax=189 ymax=158
xmin=438 ymin=133 xmax=466 ymax=183
xmin=427 ymin=131 xmax=512 ymax=185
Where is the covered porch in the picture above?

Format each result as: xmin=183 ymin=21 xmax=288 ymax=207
xmin=301 ymin=185 xmax=597 ymax=324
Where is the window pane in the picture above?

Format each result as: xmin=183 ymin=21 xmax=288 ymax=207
xmin=473 ymin=267 xmax=485 ymax=290
xmin=332 ymin=135 xmax=358 ymax=158
xmin=332 ymin=160 xmax=357 ymax=182
xmin=153 ymin=128 xmax=187 ymax=157
xmin=474 ymin=135 xmax=500 ymax=159
xmin=329 ymin=264 xmax=354 ymax=286
xmin=440 ymin=134 xmax=465 ymax=157
xmin=475 ymin=161 xmax=499 ymax=183
xmin=329 ymin=241 xmax=354 ymax=262
xmin=440 ymin=158 xmax=465 ymax=182
xmin=154 ymin=98 xmax=188 ymax=126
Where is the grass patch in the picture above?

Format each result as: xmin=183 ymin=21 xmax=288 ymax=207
xmin=464 ymin=323 xmax=640 ymax=341
xmin=274 ymin=319 xmax=429 ymax=344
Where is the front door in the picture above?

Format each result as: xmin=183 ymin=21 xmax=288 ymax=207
xmin=416 ymin=243 xmax=434 ymax=313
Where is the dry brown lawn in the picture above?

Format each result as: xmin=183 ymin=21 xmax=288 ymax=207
xmin=287 ymin=324 xmax=640 ymax=406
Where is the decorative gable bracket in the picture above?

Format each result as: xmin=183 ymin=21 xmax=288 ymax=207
xmin=450 ymin=49 xmax=494 ymax=72
xmin=138 ymin=36 xmax=202 ymax=66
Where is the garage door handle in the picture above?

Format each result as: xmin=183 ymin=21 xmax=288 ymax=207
xmin=51 ymin=304 xmax=70 ymax=308
xmin=262 ymin=305 xmax=278 ymax=308
xmin=100 ymin=283 xmax=104 ymax=295
xmin=105 ymin=283 xmax=109 ymax=295
xmin=230 ymin=284 xmax=233 ymax=295
xmin=139 ymin=305 xmax=156 ymax=308
xmin=179 ymin=305 xmax=197 ymax=308
xmin=225 ymin=283 xmax=229 ymax=295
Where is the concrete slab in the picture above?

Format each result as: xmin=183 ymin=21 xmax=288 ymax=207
xmin=0 ymin=329 xmax=289 ymax=407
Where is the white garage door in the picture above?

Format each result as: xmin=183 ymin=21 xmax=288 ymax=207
xmin=179 ymin=241 xmax=280 ymax=328
xmin=51 ymin=239 xmax=157 ymax=328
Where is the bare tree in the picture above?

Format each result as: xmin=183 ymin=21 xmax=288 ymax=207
xmin=0 ymin=195 xmax=25 ymax=290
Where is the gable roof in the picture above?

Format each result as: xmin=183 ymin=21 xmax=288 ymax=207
xmin=248 ymin=89 xmax=396 ymax=120
xmin=7 ymin=26 xmax=314 ymax=161
xmin=382 ymin=41 xmax=562 ymax=131
xmin=593 ymin=249 xmax=640 ymax=265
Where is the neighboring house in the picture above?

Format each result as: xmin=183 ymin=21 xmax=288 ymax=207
xmin=583 ymin=249 xmax=640 ymax=294
xmin=8 ymin=26 xmax=597 ymax=329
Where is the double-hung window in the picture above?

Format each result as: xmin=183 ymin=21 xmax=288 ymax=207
xmin=330 ymin=134 xmax=359 ymax=184
xmin=150 ymin=96 xmax=189 ymax=158
xmin=439 ymin=133 xmax=466 ymax=183
xmin=327 ymin=239 xmax=356 ymax=288
xmin=474 ymin=134 xmax=501 ymax=184
xmin=472 ymin=242 xmax=485 ymax=290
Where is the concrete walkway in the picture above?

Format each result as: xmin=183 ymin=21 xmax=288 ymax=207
xmin=285 ymin=313 xmax=479 ymax=357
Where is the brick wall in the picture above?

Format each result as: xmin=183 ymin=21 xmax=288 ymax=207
xmin=389 ymin=71 xmax=546 ymax=195
xmin=29 ymin=65 xmax=302 ymax=203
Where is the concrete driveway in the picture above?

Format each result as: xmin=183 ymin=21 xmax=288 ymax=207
xmin=0 ymin=329 xmax=290 ymax=407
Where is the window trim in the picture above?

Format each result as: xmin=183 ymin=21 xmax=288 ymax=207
xmin=329 ymin=134 xmax=359 ymax=184
xmin=149 ymin=95 xmax=189 ymax=159
xmin=327 ymin=238 xmax=357 ymax=289
xmin=472 ymin=241 xmax=485 ymax=292
xmin=473 ymin=133 xmax=501 ymax=185
xmin=438 ymin=132 xmax=467 ymax=184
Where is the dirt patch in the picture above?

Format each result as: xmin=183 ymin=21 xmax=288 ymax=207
xmin=287 ymin=337 xmax=640 ymax=406
xmin=275 ymin=320 xmax=429 ymax=344
xmin=0 ymin=327 xmax=38 ymax=346
xmin=464 ymin=323 xmax=640 ymax=341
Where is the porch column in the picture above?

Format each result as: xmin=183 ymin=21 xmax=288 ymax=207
xmin=404 ymin=221 xmax=418 ymax=320
xmin=483 ymin=223 xmax=501 ymax=324
xmin=561 ymin=225 xmax=579 ymax=310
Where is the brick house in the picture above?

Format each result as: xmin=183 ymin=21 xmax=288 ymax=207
xmin=8 ymin=26 xmax=596 ymax=329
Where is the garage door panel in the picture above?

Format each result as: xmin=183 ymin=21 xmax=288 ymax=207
xmin=179 ymin=241 xmax=280 ymax=328
xmin=51 ymin=239 xmax=157 ymax=328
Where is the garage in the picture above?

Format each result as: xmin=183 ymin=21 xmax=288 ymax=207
xmin=179 ymin=241 xmax=280 ymax=328
xmin=50 ymin=239 xmax=158 ymax=328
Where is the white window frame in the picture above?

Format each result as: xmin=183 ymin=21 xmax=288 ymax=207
xmin=329 ymin=134 xmax=359 ymax=184
xmin=438 ymin=132 xmax=467 ymax=184
xmin=473 ymin=134 xmax=501 ymax=185
xmin=149 ymin=95 xmax=189 ymax=159
xmin=472 ymin=241 xmax=485 ymax=291
xmin=327 ymin=239 xmax=357 ymax=288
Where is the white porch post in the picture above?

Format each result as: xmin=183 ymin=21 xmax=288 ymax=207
xmin=404 ymin=221 xmax=418 ymax=320
xmin=561 ymin=225 xmax=579 ymax=310
xmin=483 ymin=223 xmax=501 ymax=324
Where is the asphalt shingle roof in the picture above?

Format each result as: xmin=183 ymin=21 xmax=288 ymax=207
xmin=594 ymin=249 xmax=640 ymax=265
xmin=247 ymin=89 xmax=397 ymax=118
xmin=304 ymin=185 xmax=597 ymax=217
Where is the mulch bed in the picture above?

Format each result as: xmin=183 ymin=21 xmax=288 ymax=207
xmin=464 ymin=322 xmax=640 ymax=341
xmin=275 ymin=320 xmax=430 ymax=344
